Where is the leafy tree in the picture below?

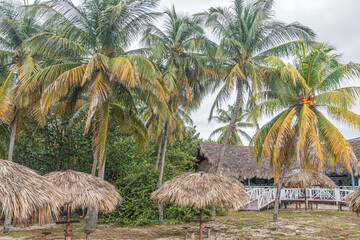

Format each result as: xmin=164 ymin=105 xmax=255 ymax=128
xmin=251 ymin=42 xmax=360 ymax=221
xmin=198 ymin=0 xmax=315 ymax=174
xmin=210 ymin=104 xmax=256 ymax=145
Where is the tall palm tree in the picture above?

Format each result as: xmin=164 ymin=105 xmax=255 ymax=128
xmin=251 ymin=42 xmax=360 ymax=222
xmin=140 ymin=6 xmax=215 ymax=223
xmin=210 ymin=104 xmax=256 ymax=145
xmin=26 ymin=0 xmax=164 ymax=176
xmin=198 ymin=0 xmax=315 ymax=174
xmin=26 ymin=0 xmax=165 ymax=230
xmin=0 ymin=0 xmax=42 ymax=164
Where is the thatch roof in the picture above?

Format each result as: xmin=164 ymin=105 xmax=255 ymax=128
xmin=281 ymin=169 xmax=336 ymax=189
xmin=347 ymin=189 xmax=360 ymax=213
xmin=151 ymin=172 xmax=250 ymax=210
xmin=0 ymin=160 xmax=64 ymax=223
xmin=197 ymin=137 xmax=360 ymax=180
xmin=44 ymin=170 xmax=122 ymax=213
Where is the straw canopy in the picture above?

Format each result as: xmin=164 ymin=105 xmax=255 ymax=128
xmin=347 ymin=189 xmax=360 ymax=213
xmin=281 ymin=169 xmax=336 ymax=189
xmin=44 ymin=170 xmax=122 ymax=212
xmin=0 ymin=160 xmax=64 ymax=223
xmin=151 ymin=172 xmax=250 ymax=210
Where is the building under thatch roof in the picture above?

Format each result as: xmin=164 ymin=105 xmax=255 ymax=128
xmin=0 ymin=160 xmax=64 ymax=224
xmin=197 ymin=137 xmax=360 ymax=186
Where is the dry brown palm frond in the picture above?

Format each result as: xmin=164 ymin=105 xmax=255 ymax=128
xmin=347 ymin=189 xmax=360 ymax=213
xmin=151 ymin=172 xmax=249 ymax=210
xmin=281 ymin=169 xmax=336 ymax=189
xmin=0 ymin=160 xmax=65 ymax=223
xmin=44 ymin=170 xmax=122 ymax=212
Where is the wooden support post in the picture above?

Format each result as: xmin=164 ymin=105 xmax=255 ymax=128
xmin=182 ymin=227 xmax=191 ymax=240
xmin=213 ymin=229 xmax=221 ymax=240
xmin=204 ymin=226 xmax=213 ymax=238
xmin=199 ymin=208 xmax=204 ymax=240
xmin=188 ymin=230 xmax=197 ymax=240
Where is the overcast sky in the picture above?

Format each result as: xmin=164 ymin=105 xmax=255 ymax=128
xmin=155 ymin=0 xmax=360 ymax=142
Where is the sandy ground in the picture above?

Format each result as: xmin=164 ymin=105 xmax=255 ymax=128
xmin=0 ymin=204 xmax=359 ymax=240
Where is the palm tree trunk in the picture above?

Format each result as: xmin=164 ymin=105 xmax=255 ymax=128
xmin=8 ymin=114 xmax=17 ymax=162
xmin=91 ymin=158 xmax=98 ymax=176
xmin=216 ymin=84 xmax=242 ymax=174
xmin=157 ymin=120 xmax=169 ymax=224
xmin=2 ymin=207 xmax=11 ymax=234
xmin=155 ymin=131 xmax=163 ymax=169
xmin=85 ymin=160 xmax=105 ymax=230
xmin=273 ymin=146 xmax=292 ymax=222
xmin=4 ymin=114 xmax=17 ymax=234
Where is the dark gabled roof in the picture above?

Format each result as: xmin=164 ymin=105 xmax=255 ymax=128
xmin=197 ymin=137 xmax=360 ymax=180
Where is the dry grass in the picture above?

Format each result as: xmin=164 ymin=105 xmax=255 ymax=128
xmin=282 ymin=169 xmax=336 ymax=189
xmin=151 ymin=172 xmax=250 ymax=209
xmin=2 ymin=206 xmax=360 ymax=239
xmin=44 ymin=170 xmax=122 ymax=212
xmin=0 ymin=160 xmax=64 ymax=224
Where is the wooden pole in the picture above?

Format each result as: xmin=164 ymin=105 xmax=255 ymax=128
xmin=304 ymin=188 xmax=307 ymax=211
xmin=199 ymin=208 xmax=203 ymax=240
xmin=65 ymin=204 xmax=71 ymax=240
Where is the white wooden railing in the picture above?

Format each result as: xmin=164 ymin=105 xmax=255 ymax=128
xmin=245 ymin=186 xmax=355 ymax=210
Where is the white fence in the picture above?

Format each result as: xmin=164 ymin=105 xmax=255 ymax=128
xmin=245 ymin=186 xmax=355 ymax=210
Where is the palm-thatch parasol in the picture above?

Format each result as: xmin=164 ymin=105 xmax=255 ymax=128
xmin=0 ymin=160 xmax=64 ymax=228
xmin=347 ymin=189 xmax=360 ymax=214
xmin=44 ymin=170 xmax=122 ymax=239
xmin=281 ymin=169 xmax=336 ymax=210
xmin=151 ymin=172 xmax=249 ymax=240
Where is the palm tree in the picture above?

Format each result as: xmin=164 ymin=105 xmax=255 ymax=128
xmin=251 ymin=42 xmax=360 ymax=222
xmin=26 ymin=0 xmax=165 ymax=230
xmin=0 ymin=0 xmax=42 ymax=164
xmin=210 ymin=104 xmax=256 ymax=145
xmin=198 ymin=0 xmax=315 ymax=174
xmin=140 ymin=6 xmax=215 ymax=223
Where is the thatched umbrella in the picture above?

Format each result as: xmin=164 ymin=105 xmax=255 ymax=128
xmin=151 ymin=172 xmax=249 ymax=240
xmin=281 ymin=169 xmax=336 ymax=210
xmin=0 ymin=160 xmax=64 ymax=230
xmin=44 ymin=170 xmax=122 ymax=239
xmin=347 ymin=189 xmax=360 ymax=214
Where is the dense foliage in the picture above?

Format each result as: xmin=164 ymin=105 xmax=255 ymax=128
xmin=12 ymin=117 xmax=218 ymax=225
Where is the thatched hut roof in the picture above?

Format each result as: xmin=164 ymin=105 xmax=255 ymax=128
xmin=281 ymin=169 xmax=336 ymax=189
xmin=151 ymin=172 xmax=249 ymax=210
xmin=44 ymin=170 xmax=122 ymax=213
xmin=0 ymin=160 xmax=64 ymax=223
xmin=347 ymin=189 xmax=360 ymax=213
xmin=197 ymin=137 xmax=360 ymax=180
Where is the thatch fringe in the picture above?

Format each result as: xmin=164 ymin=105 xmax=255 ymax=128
xmin=347 ymin=189 xmax=360 ymax=214
xmin=44 ymin=170 xmax=122 ymax=212
xmin=151 ymin=172 xmax=250 ymax=210
xmin=281 ymin=169 xmax=336 ymax=189
xmin=0 ymin=160 xmax=64 ymax=223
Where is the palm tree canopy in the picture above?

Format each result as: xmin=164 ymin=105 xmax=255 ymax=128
xmin=25 ymin=0 xmax=166 ymax=168
xmin=197 ymin=0 xmax=316 ymax=118
xmin=139 ymin=6 xmax=216 ymax=143
xmin=210 ymin=104 xmax=256 ymax=145
xmin=251 ymin=42 xmax=360 ymax=182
